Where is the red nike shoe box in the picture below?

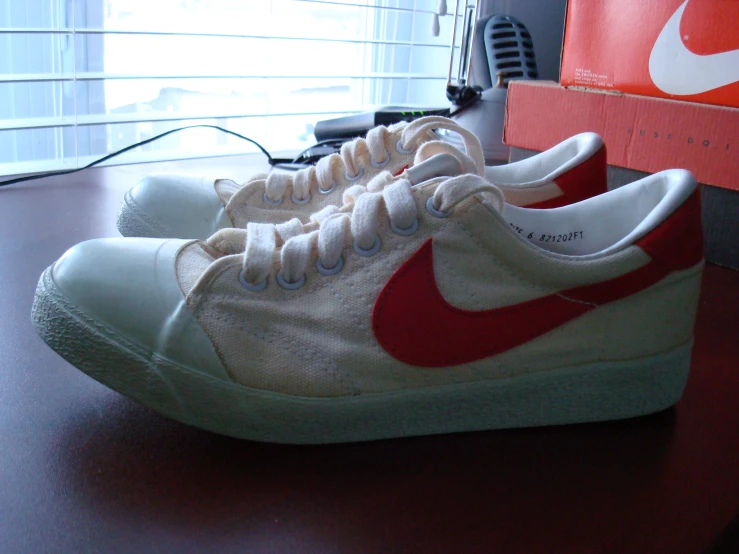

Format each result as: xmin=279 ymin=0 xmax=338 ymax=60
xmin=504 ymin=81 xmax=739 ymax=191
xmin=560 ymin=0 xmax=739 ymax=109
xmin=503 ymin=80 xmax=739 ymax=268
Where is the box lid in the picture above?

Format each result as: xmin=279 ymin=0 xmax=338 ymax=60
xmin=504 ymin=81 xmax=739 ymax=191
xmin=560 ymin=0 xmax=739 ymax=109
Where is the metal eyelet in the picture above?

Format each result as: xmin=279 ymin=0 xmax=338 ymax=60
xmin=318 ymin=181 xmax=337 ymax=195
xmin=425 ymin=196 xmax=452 ymax=218
xmin=291 ymin=191 xmax=311 ymax=205
xmin=352 ymin=235 xmax=381 ymax=257
xmin=238 ymin=270 xmax=267 ymax=292
xmin=395 ymin=140 xmax=414 ymax=155
xmin=316 ymin=255 xmax=344 ymax=276
xmin=370 ymin=151 xmax=390 ymax=168
xmin=344 ymin=166 xmax=365 ymax=182
xmin=390 ymin=218 xmax=419 ymax=236
xmin=263 ymin=192 xmax=283 ymax=206
xmin=276 ymin=271 xmax=305 ymax=290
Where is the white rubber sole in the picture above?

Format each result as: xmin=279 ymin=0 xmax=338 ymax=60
xmin=116 ymin=191 xmax=170 ymax=238
xmin=32 ymin=266 xmax=693 ymax=444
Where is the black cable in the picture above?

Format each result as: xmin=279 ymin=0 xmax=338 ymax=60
xmin=448 ymin=88 xmax=484 ymax=119
xmin=289 ymin=138 xmax=346 ymax=164
xmin=268 ymin=138 xmax=349 ymax=170
xmin=0 ymin=124 xmax=275 ymax=188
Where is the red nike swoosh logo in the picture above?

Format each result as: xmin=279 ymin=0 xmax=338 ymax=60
xmin=372 ymin=239 xmax=670 ymax=367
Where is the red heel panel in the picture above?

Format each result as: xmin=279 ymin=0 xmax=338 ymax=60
xmin=636 ymin=189 xmax=704 ymax=271
xmin=526 ymin=144 xmax=608 ymax=209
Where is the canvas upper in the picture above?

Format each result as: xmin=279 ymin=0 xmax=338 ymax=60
xmin=35 ymin=169 xmax=701 ymax=443
xmin=117 ymin=116 xmax=607 ymax=240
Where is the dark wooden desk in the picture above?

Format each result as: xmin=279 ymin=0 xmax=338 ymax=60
xmin=1 ymin=157 xmax=738 ymax=553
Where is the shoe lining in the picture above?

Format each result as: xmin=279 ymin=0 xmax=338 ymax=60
xmin=501 ymin=170 xmax=695 ymax=257
xmin=484 ymin=133 xmax=599 ymax=186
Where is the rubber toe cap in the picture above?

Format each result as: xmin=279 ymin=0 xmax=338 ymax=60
xmin=51 ymin=238 xmax=230 ymax=381
xmin=121 ymin=173 xmax=232 ymax=239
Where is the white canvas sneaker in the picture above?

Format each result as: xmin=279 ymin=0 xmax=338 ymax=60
xmin=116 ymin=116 xmax=607 ymax=240
xmin=34 ymin=169 xmax=703 ymax=444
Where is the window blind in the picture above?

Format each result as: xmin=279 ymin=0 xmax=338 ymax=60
xmin=0 ymin=0 xmax=461 ymax=176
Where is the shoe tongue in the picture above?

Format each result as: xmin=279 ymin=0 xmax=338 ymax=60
xmin=176 ymin=241 xmax=219 ymax=295
xmin=419 ymin=173 xmax=505 ymax=215
xmin=414 ymin=139 xmax=484 ymax=177
xmin=215 ymin=177 xmax=254 ymax=205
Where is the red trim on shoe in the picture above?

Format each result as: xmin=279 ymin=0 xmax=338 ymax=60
xmin=373 ymin=239 xmax=666 ymax=367
xmin=393 ymin=165 xmax=409 ymax=177
xmin=372 ymin=190 xmax=703 ymax=367
xmin=524 ymin=144 xmax=608 ymax=209
xmin=636 ymin=189 xmax=704 ymax=271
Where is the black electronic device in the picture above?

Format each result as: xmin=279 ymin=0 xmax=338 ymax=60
xmin=313 ymin=106 xmax=450 ymax=141
xmin=270 ymin=139 xmax=346 ymax=171
xmin=482 ymin=14 xmax=538 ymax=85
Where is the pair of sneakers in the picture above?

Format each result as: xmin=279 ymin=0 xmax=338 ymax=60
xmin=33 ymin=116 xmax=703 ymax=444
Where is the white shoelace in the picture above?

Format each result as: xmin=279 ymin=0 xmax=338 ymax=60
xmin=239 ymin=116 xmax=485 ymax=206
xmin=236 ymin=173 xmax=504 ymax=290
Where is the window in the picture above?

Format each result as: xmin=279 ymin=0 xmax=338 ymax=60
xmin=0 ymin=0 xmax=456 ymax=176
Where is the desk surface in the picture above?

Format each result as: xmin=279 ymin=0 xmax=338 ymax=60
xmin=1 ymin=156 xmax=738 ymax=554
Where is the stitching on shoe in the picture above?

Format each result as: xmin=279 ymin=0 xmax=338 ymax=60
xmin=597 ymin=302 xmax=615 ymax=363
xmin=37 ymin=270 xmax=190 ymax=415
xmin=320 ymin=273 xmax=406 ymax=388
xmin=202 ymin=302 xmax=357 ymax=393
xmin=452 ymin=218 xmax=552 ymax=296
xmin=119 ymin=192 xmax=171 ymax=236
xmin=207 ymin=310 xmax=360 ymax=396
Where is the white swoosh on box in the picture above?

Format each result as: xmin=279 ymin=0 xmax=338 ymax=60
xmin=649 ymin=0 xmax=739 ymax=95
